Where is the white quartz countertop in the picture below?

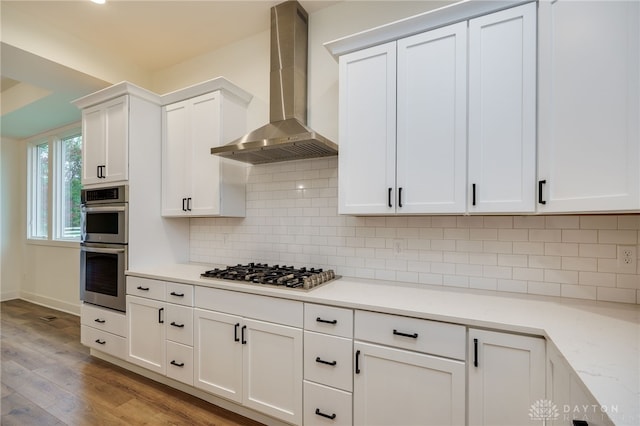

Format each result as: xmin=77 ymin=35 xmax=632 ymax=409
xmin=127 ymin=263 xmax=640 ymax=425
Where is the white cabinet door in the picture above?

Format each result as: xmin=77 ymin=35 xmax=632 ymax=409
xmin=193 ymin=308 xmax=243 ymax=403
xmin=162 ymin=91 xmax=246 ymax=217
xmin=243 ymin=318 xmax=303 ymax=425
xmin=468 ymin=3 xmax=537 ymax=213
xmin=538 ymin=0 xmax=640 ymax=212
xmin=338 ymin=42 xmax=396 ymax=215
xmin=468 ymin=329 xmax=545 ymax=426
xmin=82 ymin=96 xmax=128 ymax=185
xmin=397 ymin=22 xmax=468 ymax=214
xmin=189 ymin=92 xmax=221 ymax=215
xmin=127 ymin=295 xmax=166 ymax=374
xmin=162 ymin=100 xmax=190 ymax=216
xmin=353 ymin=341 xmax=465 ymax=426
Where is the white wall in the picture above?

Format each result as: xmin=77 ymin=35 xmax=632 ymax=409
xmin=0 ymin=137 xmax=23 ymax=301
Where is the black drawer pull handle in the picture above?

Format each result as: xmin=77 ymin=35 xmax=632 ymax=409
xmin=136 ymin=286 xmax=149 ymax=291
xmin=158 ymin=307 xmax=164 ymax=324
xmin=234 ymin=323 xmax=240 ymax=342
xmin=355 ymin=349 xmax=361 ymax=374
xmin=316 ymin=317 xmax=337 ymax=325
xmin=169 ymin=291 xmax=184 ymax=297
xmin=94 ymin=318 xmax=106 ymax=324
xmin=95 ymin=339 xmax=106 ymax=345
xmin=393 ymin=329 xmax=418 ymax=339
xmin=472 ymin=183 xmax=476 ymax=206
xmin=170 ymin=360 xmax=185 ymax=368
xmin=170 ymin=322 xmax=184 ymax=328
xmin=315 ymin=409 xmax=336 ymax=420
xmin=315 ymin=357 xmax=337 ymax=366
xmin=474 ymin=338 xmax=479 ymax=367
xmin=241 ymin=325 xmax=247 ymax=344
xmin=538 ymin=180 xmax=547 ymax=205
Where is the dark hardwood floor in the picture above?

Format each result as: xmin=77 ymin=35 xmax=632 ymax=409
xmin=1 ymin=299 xmax=264 ymax=426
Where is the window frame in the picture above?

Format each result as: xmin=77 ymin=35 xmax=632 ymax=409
xmin=26 ymin=123 xmax=82 ymax=247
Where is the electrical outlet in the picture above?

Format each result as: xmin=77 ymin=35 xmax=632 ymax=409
xmin=393 ymin=239 xmax=405 ymax=255
xmin=617 ymin=245 xmax=637 ymax=271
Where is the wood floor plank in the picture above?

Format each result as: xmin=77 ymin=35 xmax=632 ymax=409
xmin=1 ymin=300 xmax=264 ymax=426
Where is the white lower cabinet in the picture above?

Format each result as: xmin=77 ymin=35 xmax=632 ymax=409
xmin=468 ymin=329 xmax=545 ymax=426
xmin=80 ymin=303 xmax=127 ymax=359
xmin=353 ymin=342 xmax=465 ymax=426
xmin=126 ymin=278 xmax=194 ymax=384
xmin=353 ymin=311 xmax=466 ymax=426
xmin=194 ymin=306 xmax=303 ymax=425
xmin=547 ymin=343 xmax=614 ymax=426
xmin=304 ymin=381 xmax=353 ymax=426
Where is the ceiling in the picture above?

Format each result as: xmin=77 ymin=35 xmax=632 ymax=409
xmin=0 ymin=0 xmax=339 ymax=140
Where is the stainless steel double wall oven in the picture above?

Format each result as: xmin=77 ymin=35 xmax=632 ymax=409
xmin=80 ymin=185 xmax=128 ymax=312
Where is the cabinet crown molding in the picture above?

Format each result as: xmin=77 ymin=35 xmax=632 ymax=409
xmin=324 ymin=0 xmax=533 ymax=59
xmin=72 ymin=81 xmax=162 ymax=109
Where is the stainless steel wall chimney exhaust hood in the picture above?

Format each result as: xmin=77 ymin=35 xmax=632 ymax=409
xmin=211 ymin=0 xmax=338 ymax=164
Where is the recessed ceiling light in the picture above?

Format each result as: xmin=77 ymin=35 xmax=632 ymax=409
xmin=91 ymin=0 xmax=106 ymax=4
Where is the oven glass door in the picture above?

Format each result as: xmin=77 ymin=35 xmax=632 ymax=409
xmin=82 ymin=205 xmax=127 ymax=244
xmin=80 ymin=244 xmax=126 ymax=312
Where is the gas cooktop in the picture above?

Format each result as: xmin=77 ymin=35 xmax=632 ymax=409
xmin=201 ymin=263 xmax=338 ymax=290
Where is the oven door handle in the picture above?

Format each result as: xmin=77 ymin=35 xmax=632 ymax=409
xmin=82 ymin=205 xmax=127 ymax=213
xmin=81 ymin=246 xmax=126 ymax=254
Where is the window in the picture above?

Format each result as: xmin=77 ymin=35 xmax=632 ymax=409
xmin=27 ymin=125 xmax=82 ymax=242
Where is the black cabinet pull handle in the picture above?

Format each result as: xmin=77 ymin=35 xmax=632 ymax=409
xmin=95 ymin=339 xmax=106 ymax=345
xmin=158 ymin=308 xmax=164 ymax=324
xmin=136 ymin=286 xmax=149 ymax=291
xmin=241 ymin=325 xmax=247 ymax=344
xmin=170 ymin=321 xmax=184 ymax=328
xmin=474 ymin=338 xmax=479 ymax=367
xmin=315 ymin=409 xmax=337 ymax=420
xmin=169 ymin=292 xmax=184 ymax=297
xmin=94 ymin=318 xmax=106 ymax=324
xmin=96 ymin=165 xmax=101 ymax=178
xmin=355 ymin=349 xmax=361 ymax=374
xmin=187 ymin=197 xmax=192 ymax=211
xmin=398 ymin=187 xmax=403 ymax=208
xmin=234 ymin=323 xmax=240 ymax=342
xmin=388 ymin=187 xmax=392 ymax=208
xmin=472 ymin=183 xmax=476 ymax=206
xmin=170 ymin=360 xmax=185 ymax=368
xmin=315 ymin=357 xmax=337 ymax=366
xmin=393 ymin=329 xmax=418 ymax=339
xmin=538 ymin=180 xmax=547 ymax=205
xmin=182 ymin=198 xmax=187 ymax=211
xmin=316 ymin=317 xmax=337 ymax=325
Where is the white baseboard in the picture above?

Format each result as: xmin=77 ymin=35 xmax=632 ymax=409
xmin=0 ymin=290 xmax=20 ymax=302
xmin=19 ymin=291 xmax=81 ymax=316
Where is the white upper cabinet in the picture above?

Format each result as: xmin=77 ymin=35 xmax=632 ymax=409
xmin=81 ymin=95 xmax=129 ymax=185
xmin=162 ymin=89 xmax=249 ymax=217
xmin=537 ymin=0 xmax=640 ymax=213
xmin=338 ymin=42 xmax=396 ymax=215
xmin=337 ymin=3 xmax=536 ymax=215
xmin=397 ymin=22 xmax=468 ymax=214
xmin=468 ymin=3 xmax=537 ymax=213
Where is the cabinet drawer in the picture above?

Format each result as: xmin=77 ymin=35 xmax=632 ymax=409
xmin=81 ymin=325 xmax=126 ymax=359
xmin=166 ymin=341 xmax=193 ymax=386
xmin=127 ymin=277 xmax=166 ymax=300
xmin=166 ymin=282 xmax=193 ymax=306
xmin=304 ymin=331 xmax=353 ymax=392
xmin=166 ymin=304 xmax=193 ymax=346
xmin=81 ymin=303 xmax=127 ymax=337
xmin=304 ymin=381 xmax=352 ymax=426
xmin=355 ymin=311 xmax=465 ymax=360
xmin=304 ymin=304 xmax=353 ymax=338
xmin=195 ymin=287 xmax=303 ymax=328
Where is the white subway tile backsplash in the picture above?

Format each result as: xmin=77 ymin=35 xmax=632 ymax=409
xmin=190 ymin=158 xmax=640 ymax=305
